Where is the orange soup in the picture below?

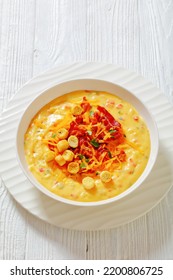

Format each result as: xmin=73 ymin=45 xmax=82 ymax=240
xmin=24 ymin=90 xmax=150 ymax=202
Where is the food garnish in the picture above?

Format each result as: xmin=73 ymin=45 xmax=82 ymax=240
xmin=42 ymin=97 xmax=126 ymax=182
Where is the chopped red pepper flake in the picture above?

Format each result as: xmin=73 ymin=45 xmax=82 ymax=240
xmin=39 ymin=168 xmax=44 ymax=172
xmin=133 ymin=116 xmax=139 ymax=121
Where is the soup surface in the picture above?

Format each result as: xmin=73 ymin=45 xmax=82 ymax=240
xmin=24 ymin=90 xmax=150 ymax=202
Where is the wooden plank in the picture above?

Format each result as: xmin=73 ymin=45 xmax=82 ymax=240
xmin=0 ymin=0 xmax=36 ymax=259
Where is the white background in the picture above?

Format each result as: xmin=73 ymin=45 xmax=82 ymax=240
xmin=0 ymin=0 xmax=173 ymax=260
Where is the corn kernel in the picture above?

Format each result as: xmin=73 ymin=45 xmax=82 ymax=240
xmin=57 ymin=128 xmax=68 ymax=139
xmin=72 ymin=105 xmax=83 ymax=116
xmin=44 ymin=151 xmax=55 ymax=162
xmin=57 ymin=140 xmax=69 ymax=152
xmin=82 ymin=177 xmax=95 ymax=190
xmin=62 ymin=150 xmax=74 ymax=162
xmin=100 ymin=171 xmax=112 ymax=183
xmin=55 ymin=155 xmax=66 ymax=166
xmin=68 ymin=135 xmax=78 ymax=148
xmin=67 ymin=162 xmax=79 ymax=174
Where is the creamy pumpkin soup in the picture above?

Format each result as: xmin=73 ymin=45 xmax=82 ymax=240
xmin=24 ymin=91 xmax=150 ymax=202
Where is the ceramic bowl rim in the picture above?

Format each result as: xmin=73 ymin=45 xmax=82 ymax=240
xmin=15 ymin=78 xmax=159 ymax=207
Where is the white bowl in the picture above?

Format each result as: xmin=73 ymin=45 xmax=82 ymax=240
xmin=16 ymin=79 xmax=159 ymax=206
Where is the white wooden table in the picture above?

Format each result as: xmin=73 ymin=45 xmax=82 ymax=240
xmin=0 ymin=0 xmax=173 ymax=260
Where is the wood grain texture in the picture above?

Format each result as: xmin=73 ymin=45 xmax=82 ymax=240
xmin=0 ymin=0 xmax=173 ymax=260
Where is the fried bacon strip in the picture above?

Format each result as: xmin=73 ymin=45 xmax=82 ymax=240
xmin=67 ymin=97 xmax=126 ymax=173
xmin=44 ymin=97 xmax=126 ymax=175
